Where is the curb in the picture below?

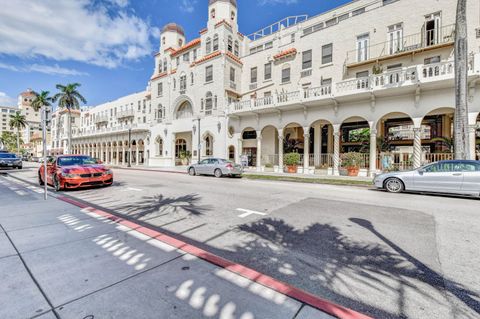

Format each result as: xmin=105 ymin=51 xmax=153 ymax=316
xmin=56 ymin=194 xmax=372 ymax=319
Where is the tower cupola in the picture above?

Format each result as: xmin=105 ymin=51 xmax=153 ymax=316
xmin=208 ymin=0 xmax=237 ymax=27
xmin=160 ymin=23 xmax=186 ymax=50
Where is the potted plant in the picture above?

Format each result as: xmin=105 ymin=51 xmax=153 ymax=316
xmin=341 ymin=152 xmax=365 ymax=177
xmin=179 ymin=150 xmax=191 ymax=166
xmin=284 ymin=152 xmax=300 ymax=173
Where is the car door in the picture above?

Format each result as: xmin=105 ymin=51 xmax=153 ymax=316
xmin=413 ymin=162 xmax=463 ymax=193
xmin=46 ymin=158 xmax=57 ymax=185
xmin=205 ymin=159 xmax=218 ymax=175
xmin=196 ymin=159 xmax=209 ymax=174
xmin=460 ymin=162 xmax=480 ymax=194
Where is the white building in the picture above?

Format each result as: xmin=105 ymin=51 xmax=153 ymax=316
xmin=59 ymin=0 xmax=480 ymax=175
xmin=0 ymin=105 xmax=19 ymax=135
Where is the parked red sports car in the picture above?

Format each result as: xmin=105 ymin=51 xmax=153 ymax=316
xmin=38 ymin=155 xmax=113 ymax=191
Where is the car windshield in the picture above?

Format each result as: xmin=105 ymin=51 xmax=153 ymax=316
xmin=0 ymin=153 xmax=17 ymax=159
xmin=57 ymin=156 xmax=97 ymax=166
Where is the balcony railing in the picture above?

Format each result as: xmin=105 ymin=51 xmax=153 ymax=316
xmin=116 ymin=109 xmax=135 ymax=119
xmin=72 ymin=123 xmax=148 ymax=138
xmin=94 ymin=115 xmax=109 ymax=124
xmin=346 ymin=24 xmax=455 ymax=65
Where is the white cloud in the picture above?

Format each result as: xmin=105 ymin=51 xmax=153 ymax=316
xmin=0 ymin=92 xmax=16 ymax=106
xmin=179 ymin=0 xmax=197 ymax=13
xmin=0 ymin=62 xmax=88 ymax=76
xmin=0 ymin=0 xmax=155 ymax=68
xmin=259 ymin=0 xmax=298 ymax=5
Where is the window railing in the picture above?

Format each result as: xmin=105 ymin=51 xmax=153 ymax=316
xmin=346 ymin=24 xmax=455 ymax=65
xmin=116 ymin=109 xmax=135 ymax=119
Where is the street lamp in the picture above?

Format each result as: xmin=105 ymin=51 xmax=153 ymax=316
xmin=127 ymin=126 xmax=132 ymax=167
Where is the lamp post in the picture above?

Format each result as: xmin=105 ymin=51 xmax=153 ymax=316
xmin=127 ymin=127 xmax=132 ymax=167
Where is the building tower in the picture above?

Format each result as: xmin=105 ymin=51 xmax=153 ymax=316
xmin=207 ymin=0 xmax=238 ymax=29
xmin=160 ymin=23 xmax=186 ymax=50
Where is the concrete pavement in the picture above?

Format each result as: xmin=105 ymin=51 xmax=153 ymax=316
xmin=0 ymin=173 xmax=349 ymax=319
xmin=5 ymin=163 xmax=480 ymax=319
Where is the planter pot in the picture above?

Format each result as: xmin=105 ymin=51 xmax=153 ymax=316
xmin=339 ymin=168 xmax=348 ymax=176
xmin=285 ymin=165 xmax=297 ymax=173
xmin=346 ymin=166 xmax=360 ymax=177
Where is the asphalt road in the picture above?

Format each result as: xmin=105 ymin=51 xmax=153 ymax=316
xmin=6 ymin=163 xmax=480 ymax=319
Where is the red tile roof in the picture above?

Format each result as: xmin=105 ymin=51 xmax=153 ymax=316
xmin=191 ymin=51 xmax=222 ymax=66
xmin=170 ymin=69 xmax=177 ymax=74
xmin=225 ymin=51 xmax=242 ymax=65
xmin=171 ymin=38 xmax=201 ymax=57
xmin=237 ymin=31 xmax=244 ymax=38
xmin=273 ymin=48 xmax=297 ymax=60
xmin=150 ymin=72 xmax=168 ymax=81
xmin=215 ymin=19 xmax=232 ymax=29
xmin=199 ymin=28 xmax=208 ymax=34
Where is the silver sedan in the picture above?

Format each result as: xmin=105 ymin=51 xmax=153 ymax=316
xmin=188 ymin=158 xmax=243 ymax=178
xmin=374 ymin=160 xmax=480 ymax=196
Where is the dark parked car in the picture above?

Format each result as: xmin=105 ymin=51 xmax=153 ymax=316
xmin=0 ymin=153 xmax=22 ymax=169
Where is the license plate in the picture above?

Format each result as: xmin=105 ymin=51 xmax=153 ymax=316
xmin=7 ymin=163 xmax=12 ymax=166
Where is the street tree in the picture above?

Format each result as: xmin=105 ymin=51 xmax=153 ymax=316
xmin=52 ymin=83 xmax=86 ymax=154
xmin=9 ymin=112 xmax=27 ymax=155
xmin=454 ymin=0 xmax=469 ymax=159
xmin=31 ymin=90 xmax=53 ymax=112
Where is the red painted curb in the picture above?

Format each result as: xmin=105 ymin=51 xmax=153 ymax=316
xmin=57 ymin=195 xmax=373 ymax=319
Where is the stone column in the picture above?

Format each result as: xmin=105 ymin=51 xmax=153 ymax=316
xmin=116 ymin=147 xmax=120 ymax=165
xmin=413 ymin=127 xmax=422 ymax=168
xmin=278 ymin=129 xmax=284 ymax=172
xmin=121 ymin=147 xmax=125 ymax=165
xmin=316 ymin=124 xmax=323 ymax=167
xmin=135 ymin=147 xmax=140 ymax=165
xmin=110 ymin=147 xmax=114 ymax=165
xmin=303 ymin=127 xmax=310 ymax=174
xmin=171 ymin=133 xmax=176 ymax=166
xmin=237 ymin=138 xmax=243 ymax=164
xmin=256 ymin=131 xmax=262 ymax=171
xmin=468 ymin=124 xmax=477 ymax=160
xmin=333 ymin=129 xmax=340 ymax=176
xmin=369 ymin=129 xmax=377 ymax=177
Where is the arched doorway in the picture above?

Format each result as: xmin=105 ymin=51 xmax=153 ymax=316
xmin=204 ymin=134 xmax=213 ymax=156
xmin=241 ymin=128 xmax=257 ymax=167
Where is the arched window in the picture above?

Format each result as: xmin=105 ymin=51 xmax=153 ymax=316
xmin=214 ymin=95 xmax=218 ymax=109
xmin=157 ymin=104 xmax=164 ymax=120
xmin=206 ymin=37 xmax=212 ymax=54
xmin=227 ymin=36 xmax=233 ymax=52
xmin=156 ymin=137 xmax=163 ymax=156
xmin=213 ymin=34 xmax=219 ymax=51
xmin=163 ymin=58 xmax=167 ymax=72
xmin=173 ymin=78 xmax=176 ymax=90
xmin=178 ymin=39 xmax=183 ymax=47
xmin=234 ymin=41 xmax=239 ymax=56
xmin=175 ymin=139 xmax=187 ymax=158
xmin=211 ymin=8 xmax=216 ymax=18
xmin=162 ymin=37 xmax=166 ymax=45
xmin=205 ymin=135 xmax=213 ymax=156
xmin=205 ymin=92 xmax=213 ymax=115
xmin=176 ymin=101 xmax=193 ymax=119
xmin=190 ymin=72 xmax=194 ymax=85
xmin=231 ymin=11 xmax=235 ymax=21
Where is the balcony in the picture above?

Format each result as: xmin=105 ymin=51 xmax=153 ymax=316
xmin=229 ymin=57 xmax=479 ymax=115
xmin=72 ymin=123 xmax=149 ymax=138
xmin=116 ymin=109 xmax=135 ymax=119
xmin=93 ymin=115 xmax=109 ymax=124
xmin=346 ymin=24 xmax=455 ymax=66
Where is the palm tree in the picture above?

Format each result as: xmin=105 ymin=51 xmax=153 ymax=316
xmin=9 ymin=112 xmax=27 ymax=155
xmin=31 ymin=90 xmax=53 ymax=112
xmin=53 ymin=83 xmax=86 ymax=154
xmin=454 ymin=0 xmax=469 ymax=159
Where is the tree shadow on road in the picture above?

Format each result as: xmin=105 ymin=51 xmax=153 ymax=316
xmin=113 ymin=193 xmax=211 ymax=219
xmin=223 ymin=218 xmax=480 ymax=319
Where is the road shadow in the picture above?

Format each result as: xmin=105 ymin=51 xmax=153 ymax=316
xmin=222 ymin=217 xmax=479 ymax=319
xmin=112 ymin=193 xmax=211 ymax=219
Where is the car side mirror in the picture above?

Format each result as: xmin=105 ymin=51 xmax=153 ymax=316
xmin=417 ymin=169 xmax=425 ymax=175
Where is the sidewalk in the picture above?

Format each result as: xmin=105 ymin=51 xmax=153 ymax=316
xmin=0 ymin=175 xmax=369 ymax=319
xmin=110 ymin=165 xmax=373 ymax=185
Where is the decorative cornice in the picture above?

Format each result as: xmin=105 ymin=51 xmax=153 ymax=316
xmin=225 ymin=51 xmax=242 ymax=65
xmin=170 ymin=38 xmax=201 ymax=57
xmin=273 ymin=48 xmax=297 ymax=60
xmin=150 ymin=72 xmax=168 ymax=81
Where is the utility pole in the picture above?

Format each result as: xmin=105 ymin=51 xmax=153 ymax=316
xmin=41 ymin=106 xmax=51 ymax=200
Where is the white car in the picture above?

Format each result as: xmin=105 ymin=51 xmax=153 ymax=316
xmin=374 ymin=160 xmax=480 ymax=196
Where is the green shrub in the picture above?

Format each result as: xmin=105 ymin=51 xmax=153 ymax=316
xmin=341 ymin=152 xmax=365 ymax=168
xmin=265 ymin=163 xmax=274 ymax=168
xmin=284 ymin=152 xmax=300 ymax=166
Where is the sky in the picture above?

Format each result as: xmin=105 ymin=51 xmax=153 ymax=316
xmin=0 ymin=0 xmax=351 ymax=107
